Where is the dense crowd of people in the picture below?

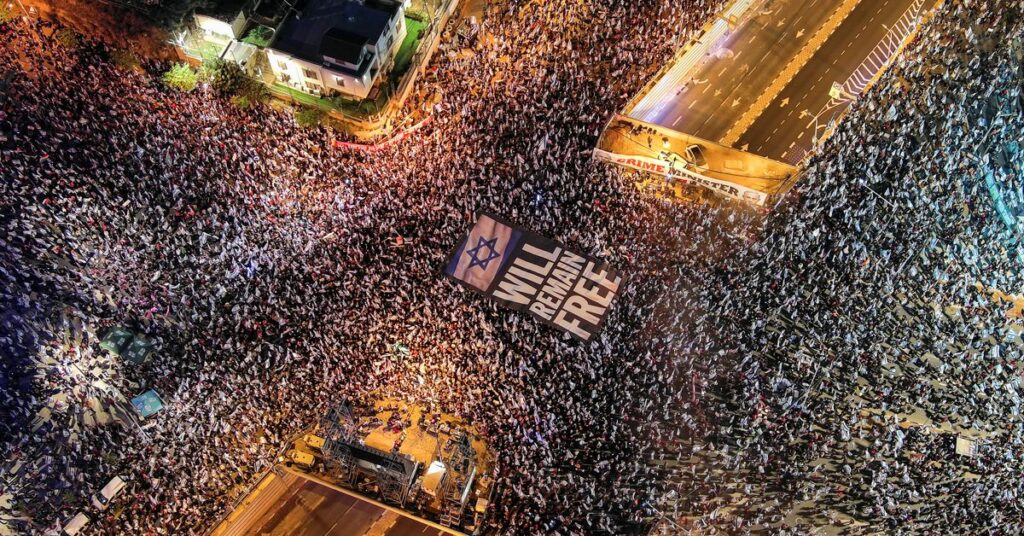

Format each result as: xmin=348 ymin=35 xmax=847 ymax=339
xmin=1 ymin=0 xmax=1023 ymax=534
xmin=643 ymin=0 xmax=1024 ymax=531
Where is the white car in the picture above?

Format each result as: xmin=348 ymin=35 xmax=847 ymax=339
xmin=683 ymin=144 xmax=709 ymax=171
xmin=91 ymin=476 xmax=127 ymax=511
xmin=60 ymin=512 xmax=90 ymax=535
xmin=660 ymin=144 xmax=709 ymax=173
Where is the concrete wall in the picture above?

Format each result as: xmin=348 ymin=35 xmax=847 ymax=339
xmin=267 ymin=48 xmax=373 ymax=99
xmin=195 ymin=14 xmax=236 ymax=40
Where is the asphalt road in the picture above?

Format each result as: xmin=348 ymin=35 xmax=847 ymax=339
xmin=642 ymin=0 xmax=846 ymax=138
xmin=737 ymin=0 xmax=933 ymax=163
xmin=222 ymin=472 xmax=447 ymax=536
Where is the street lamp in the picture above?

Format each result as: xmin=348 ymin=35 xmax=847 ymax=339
xmin=828 ymin=81 xmax=858 ymax=102
xmin=806 ymin=84 xmax=858 ymax=146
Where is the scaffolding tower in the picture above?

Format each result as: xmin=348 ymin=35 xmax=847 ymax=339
xmin=320 ymin=401 xmax=358 ymax=442
xmin=321 ymin=401 xmax=359 ymax=484
xmin=318 ymin=401 xmax=419 ymax=507
xmin=439 ymin=430 xmax=477 ymax=528
xmin=377 ymin=460 xmax=409 ymax=506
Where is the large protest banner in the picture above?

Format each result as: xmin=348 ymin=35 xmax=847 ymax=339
xmin=445 ymin=213 xmax=621 ymax=341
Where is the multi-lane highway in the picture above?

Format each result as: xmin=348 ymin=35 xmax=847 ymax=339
xmin=628 ymin=0 xmax=936 ymax=165
xmin=737 ymin=0 xmax=932 ymax=162
xmin=639 ymin=0 xmax=846 ymax=140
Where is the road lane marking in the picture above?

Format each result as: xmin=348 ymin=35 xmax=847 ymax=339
xmin=324 ymin=520 xmax=342 ymax=536
xmin=222 ymin=474 xmax=291 ymax=535
xmin=279 ymin=466 xmax=468 ymax=536
xmin=719 ymin=0 xmax=865 ymax=146
xmin=251 ymin=480 xmax=304 ymax=534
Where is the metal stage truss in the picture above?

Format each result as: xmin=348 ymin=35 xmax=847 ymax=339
xmin=318 ymin=401 xmax=419 ymax=507
xmin=439 ymin=430 xmax=477 ymax=528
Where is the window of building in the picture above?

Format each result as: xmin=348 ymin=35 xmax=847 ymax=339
xmin=334 ymin=77 xmax=346 ymax=87
xmin=278 ymin=61 xmax=288 ymax=71
xmin=303 ymin=68 xmax=318 ymax=80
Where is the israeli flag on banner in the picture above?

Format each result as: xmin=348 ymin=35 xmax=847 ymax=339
xmin=446 ymin=214 xmax=522 ymax=292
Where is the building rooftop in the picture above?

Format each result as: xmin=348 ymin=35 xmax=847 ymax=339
xmin=320 ymin=27 xmax=367 ymax=64
xmin=272 ymin=0 xmax=399 ymax=74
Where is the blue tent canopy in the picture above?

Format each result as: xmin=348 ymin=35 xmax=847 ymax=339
xmin=131 ymin=390 xmax=165 ymax=419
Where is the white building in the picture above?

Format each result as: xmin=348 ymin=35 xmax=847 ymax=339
xmin=184 ymin=0 xmax=253 ymax=58
xmin=267 ymin=0 xmax=407 ymax=99
xmin=194 ymin=10 xmax=247 ymax=42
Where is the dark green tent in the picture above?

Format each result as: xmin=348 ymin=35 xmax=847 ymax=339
xmin=100 ymin=327 xmax=134 ymax=356
xmin=123 ymin=335 xmax=156 ymax=365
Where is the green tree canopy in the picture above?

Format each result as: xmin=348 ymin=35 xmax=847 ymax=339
xmin=88 ymin=0 xmax=214 ymax=30
xmin=294 ymin=107 xmax=326 ymax=129
xmin=201 ymin=59 xmax=269 ymax=104
xmin=162 ymin=62 xmax=198 ymax=92
xmin=0 ymin=3 xmax=17 ymax=25
xmin=241 ymin=25 xmax=273 ymax=48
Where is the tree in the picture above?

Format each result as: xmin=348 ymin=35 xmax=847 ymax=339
xmin=0 ymin=3 xmax=16 ymax=25
xmin=241 ymin=25 xmax=273 ymax=48
xmin=109 ymin=49 xmax=142 ymax=71
xmin=202 ymin=59 xmax=269 ymax=104
xmin=162 ymin=62 xmax=198 ymax=92
xmin=54 ymin=28 xmax=80 ymax=49
xmin=294 ymin=107 xmax=326 ymax=129
xmin=92 ymin=0 xmax=211 ymax=31
xmin=238 ymin=77 xmax=270 ymax=106
xmin=203 ymin=59 xmax=245 ymax=94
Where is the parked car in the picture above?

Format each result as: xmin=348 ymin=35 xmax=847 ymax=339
xmin=60 ymin=512 xmax=90 ymax=535
xmin=660 ymin=144 xmax=709 ymax=173
xmin=683 ymin=144 xmax=708 ymax=171
xmin=91 ymin=476 xmax=127 ymax=511
xmin=285 ymin=449 xmax=316 ymax=469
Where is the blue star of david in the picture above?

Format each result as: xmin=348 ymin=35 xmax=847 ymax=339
xmin=465 ymin=236 xmax=501 ymax=270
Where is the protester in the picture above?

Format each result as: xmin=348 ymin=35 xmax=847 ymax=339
xmin=1 ymin=0 xmax=1022 ymax=534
